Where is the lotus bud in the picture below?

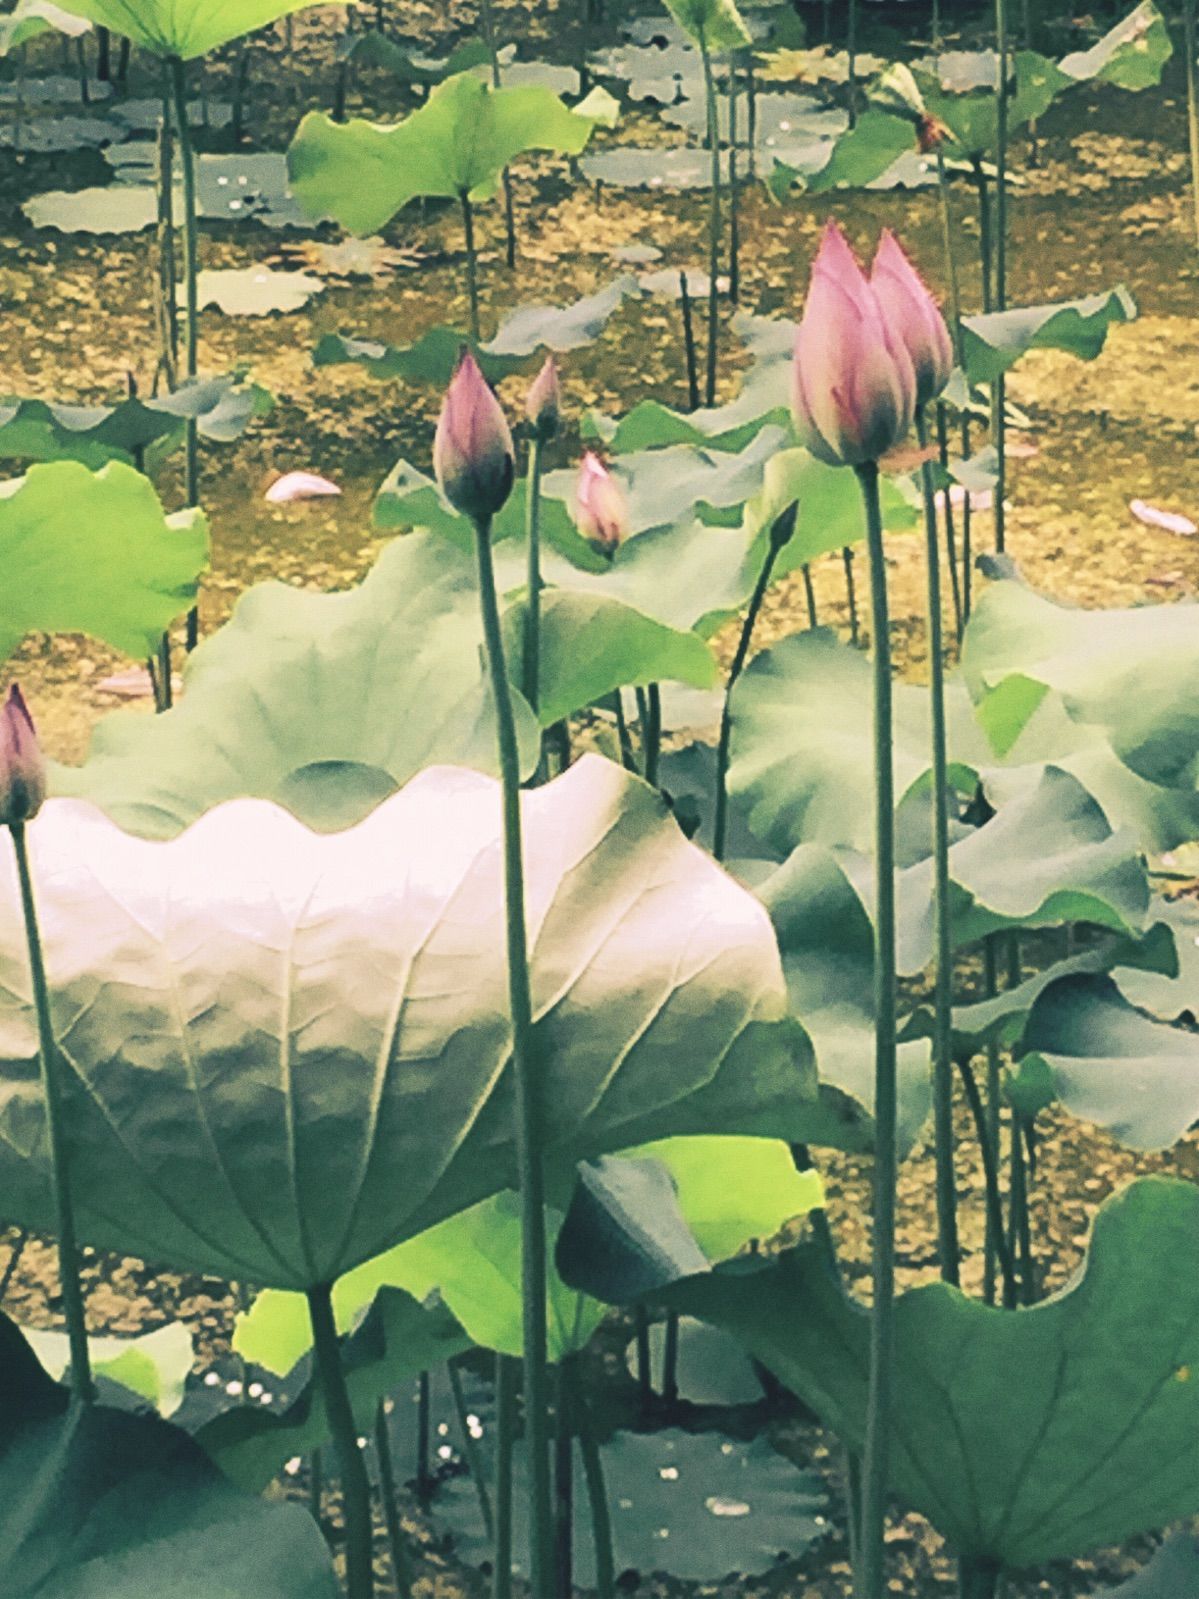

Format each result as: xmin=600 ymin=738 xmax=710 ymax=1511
xmin=870 ymin=229 xmax=954 ymax=410
xmin=791 ymin=220 xmax=916 ymax=468
xmin=526 ymin=356 xmax=562 ymax=443
xmin=574 ymin=452 xmax=628 ymax=557
xmin=433 ymin=350 xmax=515 ymax=523
xmin=0 ymin=685 xmax=45 ymax=827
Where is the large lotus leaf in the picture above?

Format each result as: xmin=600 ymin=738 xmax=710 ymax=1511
xmin=0 ymin=0 xmax=89 ymax=52
xmin=1115 ymin=895 xmax=1199 ymax=1018
xmin=660 ymin=1177 xmax=1199 ymax=1567
xmin=197 ymin=266 xmax=323 ymax=317
xmin=766 ymin=109 xmax=917 ymax=198
xmin=51 ymin=0 xmax=327 ymax=56
xmin=1016 ymin=973 xmax=1199 ymax=1150
xmin=23 ymin=1320 xmax=194 ymax=1417
xmin=962 ymin=579 xmax=1199 ymax=792
xmin=1090 ymin=1535 xmax=1199 ymax=1597
xmin=196 ymin=1289 xmax=472 ymax=1492
xmin=916 ymin=50 xmax=1071 ymax=155
xmin=53 ymin=533 xmax=540 ymax=835
xmin=482 ymin=275 xmax=644 ymax=356
xmin=0 ymin=756 xmax=813 ymax=1288
xmin=961 ymin=288 xmax=1136 ymax=385
xmin=740 ymin=447 xmax=918 ymax=578
xmin=0 ymin=1314 xmax=337 ymax=1596
xmin=1058 ymin=1 xmax=1172 ymax=90
xmin=662 ymin=0 xmax=750 ymax=50
xmin=0 ymin=460 xmax=208 ymax=663
xmin=0 ymin=382 xmax=271 ymax=467
xmin=288 ymin=74 xmax=603 ymax=235
xmin=438 ymin=1427 xmax=828 ymax=1581
xmin=236 ymin=1134 xmax=818 ymax=1378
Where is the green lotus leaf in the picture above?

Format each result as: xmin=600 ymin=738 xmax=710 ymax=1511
xmin=662 ymin=0 xmax=751 ymax=50
xmin=0 ymin=460 xmax=208 ymax=663
xmin=599 ymin=1176 xmax=1199 ymax=1569
xmin=52 ymin=0 xmax=329 ymax=57
xmin=767 ymin=109 xmax=916 ymax=198
xmin=961 ymin=288 xmax=1136 ymax=385
xmin=197 ymin=266 xmax=324 ymax=317
xmin=1114 ymin=895 xmax=1199 ymax=1018
xmin=197 ymin=1289 xmax=472 ymax=1492
xmin=0 ymin=756 xmax=813 ymax=1289
xmin=0 ymin=1314 xmax=337 ymax=1596
xmin=1088 ymin=1536 xmax=1199 ymax=1597
xmin=288 ymin=72 xmax=604 ymax=236
xmin=916 ymin=49 xmax=1071 ymax=155
xmin=1017 ymin=973 xmax=1199 ymax=1150
xmin=21 ymin=1320 xmax=194 ymax=1417
xmin=1058 ymin=1 xmax=1172 ymax=90
xmin=0 ymin=0 xmax=89 ymax=53
xmin=740 ymin=447 xmax=918 ymax=578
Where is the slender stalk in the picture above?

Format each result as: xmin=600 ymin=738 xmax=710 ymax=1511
xmin=572 ymin=1371 xmax=615 ymax=1599
xmin=157 ymin=85 xmax=179 ymax=386
xmin=0 ymin=1227 xmax=28 ymax=1303
xmin=643 ymin=684 xmax=661 ymax=787
xmin=307 ymin=1283 xmax=374 ymax=1599
xmin=699 ymin=35 xmax=722 ymax=406
xmin=12 ymin=825 xmax=92 ymax=1403
xmin=610 ymin=692 xmax=638 ymax=773
xmin=727 ymin=65 xmax=741 ymax=305
xmin=679 ymin=271 xmax=700 ymax=410
xmin=493 ymin=1354 xmax=517 ymax=1599
xmin=449 ymin=1359 xmax=495 ymax=1540
xmin=1185 ymin=0 xmax=1199 ymax=251
xmin=461 ymin=193 xmax=482 ymax=342
xmin=992 ymin=0 xmax=1009 ymax=553
xmin=934 ymin=149 xmax=972 ymax=627
xmin=852 ymin=461 xmax=898 ymax=1599
xmin=310 ymin=1447 xmax=324 ymax=1532
xmin=802 ymin=564 xmax=819 ymax=627
xmin=713 ymin=518 xmax=788 ymax=861
xmin=846 ymin=0 xmax=858 ymax=126
xmin=660 ymin=1313 xmax=680 ymax=1406
xmin=1008 ymin=1112 xmax=1035 ymax=1306
xmin=416 ymin=1370 xmax=432 ymax=1502
xmin=959 ymin=1556 xmax=1000 ymax=1599
xmin=168 ymin=55 xmax=201 ymax=652
xmin=981 ymin=937 xmax=1003 ymax=1306
xmin=956 ymin=1058 xmax=1017 ymax=1309
xmin=375 ymin=1405 xmax=411 ymax=1599
xmin=842 ymin=546 xmax=859 ymax=645
xmin=523 ymin=437 xmax=544 ymax=716
xmin=480 ymin=0 xmax=518 ymax=267
xmin=553 ymin=1365 xmax=574 ymax=1597
xmin=916 ymin=409 xmax=959 ymax=1288
xmin=935 ymin=404 xmax=963 ymax=641
xmin=472 ymin=516 xmax=553 ymax=1599
xmin=633 ymin=1307 xmax=653 ymax=1416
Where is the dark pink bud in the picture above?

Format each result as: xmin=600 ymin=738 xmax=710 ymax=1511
xmin=791 ymin=220 xmax=916 ymax=468
xmin=870 ymin=229 xmax=954 ymax=410
xmin=0 ymin=685 xmax=45 ymax=826
xmin=526 ymin=356 xmax=562 ymax=442
xmin=433 ymin=350 xmax=515 ymax=522
xmin=574 ymin=452 xmax=628 ymax=556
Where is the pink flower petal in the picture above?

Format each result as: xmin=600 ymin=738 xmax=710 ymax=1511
xmin=1130 ymin=499 xmax=1197 ymax=537
xmin=265 ymin=471 xmax=343 ymax=504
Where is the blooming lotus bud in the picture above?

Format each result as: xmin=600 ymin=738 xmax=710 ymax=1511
xmin=574 ymin=452 xmax=628 ymax=556
xmin=870 ymin=229 xmax=954 ymax=410
xmin=433 ymin=350 xmax=515 ymax=523
xmin=526 ymin=356 xmax=561 ymax=443
xmin=791 ymin=220 xmax=916 ymax=468
xmin=0 ymin=685 xmax=45 ymax=827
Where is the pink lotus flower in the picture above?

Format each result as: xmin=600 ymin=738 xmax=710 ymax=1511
xmin=0 ymin=684 xmax=45 ymax=827
xmin=574 ymin=452 xmax=628 ymax=556
xmin=433 ymin=350 xmax=515 ymax=523
xmin=526 ymin=356 xmax=562 ymax=442
xmin=870 ymin=229 xmax=953 ymax=411
xmin=792 ymin=220 xmax=916 ymax=467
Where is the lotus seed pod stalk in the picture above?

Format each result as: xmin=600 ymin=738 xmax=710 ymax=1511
xmin=871 ymin=229 xmax=954 ymax=410
xmin=574 ymin=452 xmax=628 ymax=556
xmin=0 ymin=685 xmax=45 ymax=828
xmin=791 ymin=220 xmax=916 ymax=467
xmin=434 ymin=350 xmax=516 ymax=522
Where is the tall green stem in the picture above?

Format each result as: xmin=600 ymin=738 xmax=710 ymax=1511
xmin=981 ymin=937 xmax=1003 ymax=1305
xmin=461 ymin=193 xmax=481 ymax=341
xmin=449 ymin=1359 xmax=495 ymax=1540
xmin=992 ymin=0 xmax=1009 ymax=553
xmin=846 ymin=0 xmax=858 ymax=126
xmin=523 ymin=437 xmax=544 ymax=718
xmin=935 ymin=150 xmax=972 ymax=626
xmin=11 ymin=824 xmax=92 ymax=1404
xmin=472 ymin=517 xmax=553 ymax=1599
xmin=572 ymin=1368 xmax=615 ymax=1599
xmin=727 ymin=65 xmax=741 ymax=304
xmin=1185 ymin=0 xmax=1199 ymax=251
xmin=480 ymin=0 xmax=518 ymax=266
xmin=699 ymin=36 xmax=721 ymax=407
xmin=959 ymin=1555 xmax=1000 ymax=1599
xmin=168 ymin=55 xmax=200 ymax=651
xmin=916 ymin=410 xmax=959 ymax=1288
xmin=957 ymin=1058 xmax=1017 ymax=1309
xmin=375 ymin=1404 xmax=411 ymax=1599
xmin=852 ymin=462 xmax=898 ymax=1599
xmin=307 ymin=1283 xmax=374 ymax=1599
xmin=493 ymin=1354 xmax=517 ymax=1599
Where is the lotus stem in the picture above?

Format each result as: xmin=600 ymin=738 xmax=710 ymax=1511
xmin=461 ymin=193 xmax=482 ymax=342
xmin=0 ymin=1228 xmax=28 ymax=1303
xmin=416 ymin=1369 xmax=432 ymax=1502
xmin=643 ymin=684 xmax=661 ymax=786
xmin=935 ymin=148 xmax=974 ymax=624
xmin=307 ymin=1283 xmax=374 ymax=1599
xmin=846 ymin=0 xmax=858 ymax=127
xmin=699 ymin=35 xmax=722 ymax=406
xmin=802 ymin=564 xmax=819 ymax=627
xmin=1185 ymin=0 xmax=1199 ymax=251
xmin=679 ymin=270 xmax=700 ymax=410
xmin=713 ymin=510 xmax=792 ymax=861
xmin=842 ymin=546 xmax=859 ymax=645
xmin=935 ymin=404 xmax=964 ymax=642
xmin=375 ymin=1404 xmax=411 ymax=1599
xmin=572 ymin=1368 xmax=615 ymax=1599
xmin=958 ymin=1555 xmax=1000 ymax=1599
xmin=660 ymin=1313 xmax=680 ymax=1406
xmin=11 ymin=824 xmax=93 ymax=1405
xmin=472 ymin=513 xmax=554 ymax=1599
xmin=981 ymin=937 xmax=1003 ymax=1305
xmin=634 ymin=1307 xmax=653 ymax=1416
xmin=1008 ymin=1112 xmax=1035 ymax=1305
xmin=916 ymin=409 xmax=959 ymax=1287
xmin=993 ymin=0 xmax=1009 ymax=554
xmin=310 ymin=1447 xmax=324 ymax=1532
xmin=479 ymin=0 xmax=518 ymax=267
xmin=493 ymin=1354 xmax=517 ymax=1599
xmin=168 ymin=55 xmax=201 ymax=652
xmin=449 ymin=1358 xmax=495 ymax=1541
xmin=852 ymin=460 xmax=898 ymax=1599
xmin=610 ymin=692 xmax=638 ymax=773
xmin=957 ymin=1058 xmax=1017 ymax=1309
xmin=553 ymin=1363 xmax=574 ymax=1596
xmin=523 ymin=436 xmax=544 ymax=720
xmin=728 ymin=65 xmax=741 ymax=305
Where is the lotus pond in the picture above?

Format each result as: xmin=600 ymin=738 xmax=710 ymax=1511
xmin=5 ymin=1 xmax=1199 ymax=1597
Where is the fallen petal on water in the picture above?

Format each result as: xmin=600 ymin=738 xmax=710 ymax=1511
xmin=1130 ymin=498 xmax=1197 ymax=536
xmin=265 ymin=471 xmax=343 ymax=504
